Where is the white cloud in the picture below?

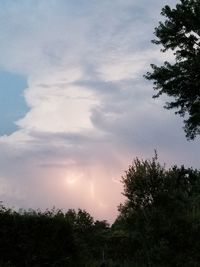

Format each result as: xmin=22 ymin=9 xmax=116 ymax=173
xmin=17 ymin=80 xmax=99 ymax=133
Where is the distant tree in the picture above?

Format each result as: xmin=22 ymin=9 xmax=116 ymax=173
xmin=65 ymin=209 xmax=109 ymax=264
xmin=118 ymin=155 xmax=200 ymax=266
xmin=0 ymin=205 xmax=112 ymax=266
xmin=0 ymin=207 xmax=78 ymax=267
xmin=145 ymin=0 xmax=200 ymax=139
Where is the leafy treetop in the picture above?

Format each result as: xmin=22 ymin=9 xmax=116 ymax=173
xmin=145 ymin=0 xmax=200 ymax=139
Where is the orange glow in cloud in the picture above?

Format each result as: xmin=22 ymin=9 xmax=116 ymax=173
xmin=48 ymin=162 xmax=126 ymax=223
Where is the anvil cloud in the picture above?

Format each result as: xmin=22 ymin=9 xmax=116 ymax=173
xmin=0 ymin=0 xmax=199 ymax=222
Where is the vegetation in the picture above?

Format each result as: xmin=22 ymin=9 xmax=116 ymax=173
xmin=0 ymin=155 xmax=200 ymax=266
xmin=118 ymin=154 xmax=200 ymax=267
xmin=145 ymin=0 xmax=200 ymax=139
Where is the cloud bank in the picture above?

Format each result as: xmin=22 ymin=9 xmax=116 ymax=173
xmin=0 ymin=0 xmax=199 ymax=222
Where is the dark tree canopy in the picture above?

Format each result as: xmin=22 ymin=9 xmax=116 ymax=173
xmin=145 ymin=0 xmax=200 ymax=139
xmin=118 ymin=155 xmax=200 ymax=267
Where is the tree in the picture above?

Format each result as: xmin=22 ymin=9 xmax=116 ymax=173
xmin=145 ymin=0 xmax=200 ymax=139
xmin=0 ymin=207 xmax=79 ymax=267
xmin=118 ymin=155 xmax=200 ymax=266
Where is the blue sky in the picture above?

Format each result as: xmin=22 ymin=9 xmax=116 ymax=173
xmin=0 ymin=71 xmax=27 ymax=135
xmin=0 ymin=0 xmax=199 ymax=222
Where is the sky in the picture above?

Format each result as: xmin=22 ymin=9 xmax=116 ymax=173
xmin=0 ymin=0 xmax=199 ymax=222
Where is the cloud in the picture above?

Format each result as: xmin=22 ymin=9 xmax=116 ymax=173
xmin=0 ymin=0 xmax=199 ymax=222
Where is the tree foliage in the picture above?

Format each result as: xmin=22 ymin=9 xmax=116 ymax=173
xmin=118 ymin=155 xmax=200 ymax=266
xmin=0 ymin=206 xmax=110 ymax=267
xmin=145 ymin=0 xmax=200 ymax=139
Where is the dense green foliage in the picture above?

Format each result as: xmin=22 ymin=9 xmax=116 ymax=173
xmin=145 ymin=0 xmax=200 ymax=139
xmin=0 ymin=206 xmax=110 ymax=267
xmin=0 ymin=206 xmax=76 ymax=267
xmin=118 ymin=155 xmax=200 ymax=267
xmin=1 ymin=156 xmax=200 ymax=266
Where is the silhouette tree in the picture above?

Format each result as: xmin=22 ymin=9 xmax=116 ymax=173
xmin=145 ymin=0 xmax=200 ymax=139
xmin=118 ymin=155 xmax=200 ymax=266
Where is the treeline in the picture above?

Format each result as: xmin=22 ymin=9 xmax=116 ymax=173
xmin=0 ymin=206 xmax=110 ymax=267
xmin=0 ymin=156 xmax=200 ymax=267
